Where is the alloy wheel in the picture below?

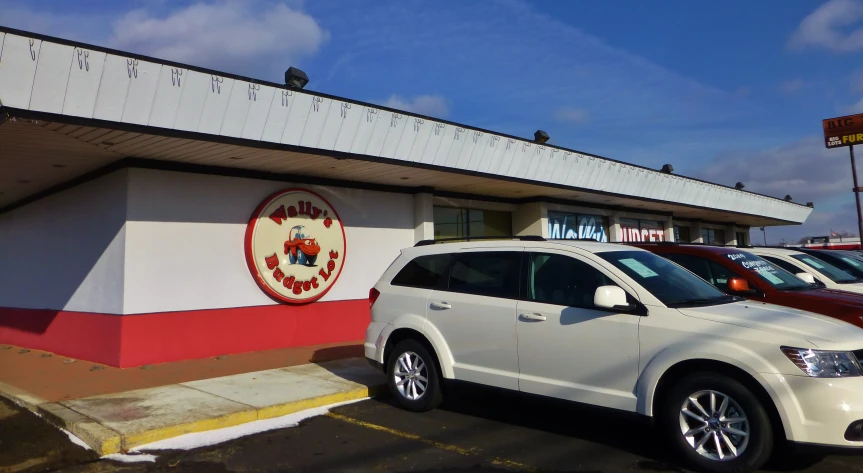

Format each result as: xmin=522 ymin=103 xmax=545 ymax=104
xmin=678 ymin=390 xmax=750 ymax=461
xmin=393 ymin=351 xmax=428 ymax=401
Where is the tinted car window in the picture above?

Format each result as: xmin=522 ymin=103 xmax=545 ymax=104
xmin=706 ymin=260 xmax=737 ymax=291
xmin=760 ymin=256 xmax=805 ymax=276
xmin=526 ymin=253 xmax=616 ymax=308
xmin=391 ymin=254 xmax=454 ymax=289
xmin=448 ymin=252 xmax=521 ymax=299
xmin=722 ymin=251 xmax=811 ymax=290
xmin=662 ymin=253 xmax=737 ymax=292
xmin=798 ymin=251 xmax=863 ymax=279
xmin=663 ymin=253 xmax=712 ymax=281
xmin=597 ymin=250 xmax=733 ymax=307
xmin=790 ymin=254 xmax=858 ymax=283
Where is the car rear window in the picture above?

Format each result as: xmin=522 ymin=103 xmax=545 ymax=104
xmin=391 ymin=254 xmax=454 ymax=289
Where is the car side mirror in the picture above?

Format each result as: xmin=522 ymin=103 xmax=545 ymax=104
xmin=727 ymin=277 xmax=756 ymax=295
xmin=594 ymin=285 xmax=633 ymax=311
xmin=796 ymin=272 xmax=816 ymax=284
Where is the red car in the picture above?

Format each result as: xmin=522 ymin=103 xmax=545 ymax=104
xmin=284 ymin=225 xmax=321 ymax=266
xmin=633 ymin=243 xmax=863 ymax=328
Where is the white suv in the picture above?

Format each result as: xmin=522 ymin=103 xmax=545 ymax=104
xmin=746 ymin=246 xmax=863 ymax=294
xmin=365 ymin=238 xmax=863 ymax=473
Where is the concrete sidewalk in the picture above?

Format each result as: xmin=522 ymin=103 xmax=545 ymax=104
xmin=0 ymin=344 xmax=386 ymax=455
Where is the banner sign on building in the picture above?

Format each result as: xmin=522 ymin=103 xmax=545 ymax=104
xmin=245 ymin=189 xmax=347 ymax=304
xmin=823 ymin=113 xmax=863 ymax=149
xmin=620 ymin=219 xmax=665 ymax=242
xmin=548 ymin=212 xmax=608 ymax=242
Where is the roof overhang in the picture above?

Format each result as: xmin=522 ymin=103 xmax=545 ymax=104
xmin=0 ymin=26 xmax=812 ymax=226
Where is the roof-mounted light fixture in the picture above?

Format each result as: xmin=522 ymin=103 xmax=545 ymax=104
xmin=807 ymin=202 xmax=814 ymax=208
xmin=285 ymin=67 xmax=309 ymax=89
xmin=660 ymin=164 xmax=674 ymax=174
xmin=735 ymin=182 xmax=745 ymax=190
xmin=784 ymin=195 xmax=793 ymax=202
xmin=534 ymin=130 xmax=550 ymax=143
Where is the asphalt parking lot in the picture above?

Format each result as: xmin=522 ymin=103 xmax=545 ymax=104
xmin=5 ymin=383 xmax=863 ymax=473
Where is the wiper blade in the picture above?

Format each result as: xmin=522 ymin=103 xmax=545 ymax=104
xmin=782 ymin=285 xmax=818 ymax=292
xmin=669 ymin=296 xmax=736 ymax=308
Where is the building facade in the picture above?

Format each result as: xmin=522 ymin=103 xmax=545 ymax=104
xmin=0 ymin=27 xmax=812 ymax=367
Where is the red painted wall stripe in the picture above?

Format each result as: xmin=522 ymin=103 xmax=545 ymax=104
xmin=0 ymin=309 xmax=122 ymax=366
xmin=0 ymin=300 xmax=370 ymax=368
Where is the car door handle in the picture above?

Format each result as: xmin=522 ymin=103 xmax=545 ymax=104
xmin=520 ymin=313 xmax=547 ymax=321
xmin=430 ymin=301 xmax=451 ymax=310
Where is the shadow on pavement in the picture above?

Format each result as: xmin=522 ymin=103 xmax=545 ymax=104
xmin=0 ymin=397 xmax=98 ymax=473
xmin=433 ymin=381 xmax=830 ymax=473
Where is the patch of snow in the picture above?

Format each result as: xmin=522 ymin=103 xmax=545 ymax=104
xmin=102 ymin=453 xmax=158 ymax=463
xmin=62 ymin=428 xmax=92 ymax=450
xmin=133 ymin=397 xmax=369 ymax=451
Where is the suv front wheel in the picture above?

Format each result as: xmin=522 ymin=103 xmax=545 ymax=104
xmin=387 ymin=339 xmax=443 ymax=412
xmin=661 ymin=372 xmax=773 ymax=473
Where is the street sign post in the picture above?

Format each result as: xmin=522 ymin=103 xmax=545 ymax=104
xmin=823 ymin=113 xmax=863 ymax=242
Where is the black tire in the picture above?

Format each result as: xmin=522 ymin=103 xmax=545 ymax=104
xmin=660 ymin=371 xmax=774 ymax=473
xmin=386 ymin=339 xmax=443 ymax=412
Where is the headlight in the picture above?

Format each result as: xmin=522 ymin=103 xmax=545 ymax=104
xmin=781 ymin=347 xmax=862 ymax=377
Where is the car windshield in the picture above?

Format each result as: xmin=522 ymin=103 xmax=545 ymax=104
xmin=597 ymin=250 xmax=738 ymax=308
xmin=820 ymin=251 xmax=863 ymax=279
xmin=722 ymin=251 xmax=813 ymax=291
xmin=790 ymin=254 xmax=859 ymax=284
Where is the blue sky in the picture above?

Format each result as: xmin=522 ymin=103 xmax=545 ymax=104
xmin=2 ymin=0 xmax=863 ymax=243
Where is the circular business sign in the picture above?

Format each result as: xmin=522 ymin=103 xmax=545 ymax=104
xmin=245 ymin=188 xmax=346 ymax=304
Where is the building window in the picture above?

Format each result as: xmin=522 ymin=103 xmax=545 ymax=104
xmin=673 ymin=226 xmax=691 ymax=243
xmin=620 ymin=218 xmax=665 ymax=242
xmin=701 ymin=228 xmax=726 ymax=245
xmin=433 ymin=207 xmax=512 ymax=240
xmin=547 ymin=212 xmax=608 ymax=242
xmin=736 ymin=231 xmax=747 ymax=245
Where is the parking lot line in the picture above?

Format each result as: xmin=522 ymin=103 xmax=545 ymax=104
xmin=325 ymin=412 xmax=538 ymax=472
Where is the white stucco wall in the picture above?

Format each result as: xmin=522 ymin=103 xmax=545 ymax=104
xmin=0 ymin=170 xmax=128 ymax=313
xmin=122 ymin=168 xmax=416 ymax=314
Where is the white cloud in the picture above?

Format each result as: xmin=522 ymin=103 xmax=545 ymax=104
xmin=845 ymin=97 xmax=863 ymax=113
xmin=694 ymin=136 xmax=848 ymax=203
xmin=779 ymin=79 xmax=807 ymax=94
xmin=382 ymin=95 xmax=450 ymax=118
xmin=733 ymin=86 xmax=752 ymax=97
xmin=790 ymin=0 xmax=863 ymax=52
xmin=693 ymin=136 xmax=861 ymax=242
xmin=554 ymin=107 xmax=589 ymax=124
xmin=109 ymin=2 xmax=328 ymax=74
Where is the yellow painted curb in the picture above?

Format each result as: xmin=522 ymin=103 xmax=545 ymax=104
xmin=121 ymin=409 xmax=259 ymax=451
xmin=256 ymin=386 xmax=375 ymax=421
xmin=119 ymin=383 xmax=385 ymax=451
xmin=0 ymin=361 xmax=387 ymax=455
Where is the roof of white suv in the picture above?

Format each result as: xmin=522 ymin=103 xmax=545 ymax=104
xmin=746 ymin=247 xmax=806 ymax=257
xmin=405 ymin=239 xmax=640 ymax=255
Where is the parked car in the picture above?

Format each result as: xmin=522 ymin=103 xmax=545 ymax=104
xmin=745 ymin=247 xmax=863 ymax=294
xmin=634 ymin=243 xmax=863 ymax=329
xmin=795 ymin=248 xmax=863 ymax=280
xmin=366 ymin=238 xmax=863 ymax=473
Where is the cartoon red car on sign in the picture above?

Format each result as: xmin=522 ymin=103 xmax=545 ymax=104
xmin=284 ymin=225 xmax=321 ymax=266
